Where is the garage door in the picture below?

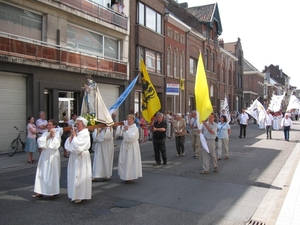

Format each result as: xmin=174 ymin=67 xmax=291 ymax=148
xmin=0 ymin=72 xmax=27 ymax=154
xmin=97 ymin=83 xmax=120 ymax=121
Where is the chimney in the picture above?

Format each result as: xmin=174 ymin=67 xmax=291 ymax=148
xmin=179 ymin=2 xmax=188 ymax=8
xmin=219 ymin=38 xmax=224 ymax=48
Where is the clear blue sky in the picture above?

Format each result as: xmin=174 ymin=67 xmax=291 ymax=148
xmin=179 ymin=0 xmax=300 ymax=88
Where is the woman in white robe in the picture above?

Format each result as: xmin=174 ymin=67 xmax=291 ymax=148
xmin=64 ymin=117 xmax=92 ymax=203
xmin=32 ymin=119 xmax=62 ymax=198
xmin=92 ymin=126 xmax=114 ymax=181
xmin=118 ymin=114 xmax=142 ymax=183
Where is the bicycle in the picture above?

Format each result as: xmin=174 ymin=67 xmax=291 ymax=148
xmin=8 ymin=126 xmax=26 ymax=157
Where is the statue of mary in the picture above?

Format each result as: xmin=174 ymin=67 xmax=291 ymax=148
xmin=81 ymin=75 xmax=114 ymax=126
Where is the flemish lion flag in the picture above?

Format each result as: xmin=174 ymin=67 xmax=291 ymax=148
xmin=195 ymin=52 xmax=213 ymax=123
xmin=140 ymin=58 xmax=161 ymax=123
xmin=180 ymin=78 xmax=185 ymax=90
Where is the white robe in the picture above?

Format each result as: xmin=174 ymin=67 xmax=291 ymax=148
xmin=64 ymin=128 xmax=92 ymax=201
xmin=92 ymin=127 xmax=114 ymax=179
xmin=35 ymin=128 xmax=62 ymax=195
xmin=118 ymin=124 xmax=142 ymax=181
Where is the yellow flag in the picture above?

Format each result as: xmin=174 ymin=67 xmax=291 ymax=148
xmin=140 ymin=58 xmax=161 ymax=123
xmin=195 ymin=52 xmax=213 ymax=123
xmin=180 ymin=78 xmax=185 ymax=90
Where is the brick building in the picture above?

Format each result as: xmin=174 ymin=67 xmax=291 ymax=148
xmin=167 ymin=1 xmax=237 ymax=113
xmin=128 ymin=0 xmax=166 ymax=115
xmin=222 ymin=38 xmax=244 ymax=112
xmin=243 ymin=59 xmax=265 ymax=108
xmin=0 ymin=0 xmax=129 ymax=153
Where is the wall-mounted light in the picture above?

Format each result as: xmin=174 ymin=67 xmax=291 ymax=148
xmin=164 ymin=12 xmax=169 ymax=21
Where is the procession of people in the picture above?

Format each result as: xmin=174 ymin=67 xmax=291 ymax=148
xmin=28 ymin=74 xmax=299 ymax=204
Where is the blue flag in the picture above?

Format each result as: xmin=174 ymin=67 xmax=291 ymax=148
xmin=108 ymin=75 xmax=139 ymax=114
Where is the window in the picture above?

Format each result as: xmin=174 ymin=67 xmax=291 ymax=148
xmin=180 ymin=52 xmax=184 ymax=78
xmin=167 ymin=27 xmax=173 ymax=37
xmin=138 ymin=2 xmax=162 ymax=34
xmin=180 ymin=35 xmax=184 ymax=44
xmin=156 ymin=13 xmax=161 ymax=34
xmin=157 ymin=54 xmax=161 ymax=74
xmin=174 ymin=31 xmax=178 ymax=41
xmin=138 ymin=2 xmax=144 ymax=25
xmin=190 ymin=58 xmax=197 ymax=75
xmin=189 ymin=96 xmax=195 ymax=112
xmin=146 ymin=49 xmax=156 ymax=72
xmin=146 ymin=7 xmax=156 ymax=31
xmin=264 ymin=84 xmax=267 ymax=96
xmin=210 ymin=84 xmax=214 ymax=106
xmin=212 ymin=53 xmax=215 ymax=73
xmin=134 ymin=91 xmax=142 ymax=114
xmin=205 ymin=49 xmax=209 ymax=71
xmin=0 ymin=2 xmax=42 ymax=40
xmin=167 ymin=48 xmax=171 ymax=76
xmin=229 ymin=64 xmax=232 ymax=85
xmin=67 ymin=24 xmax=119 ymax=60
xmin=174 ymin=50 xmax=178 ymax=78
xmin=87 ymin=0 xmax=106 ymax=7
xmin=222 ymin=61 xmax=226 ymax=83
xmin=139 ymin=47 xmax=162 ymax=74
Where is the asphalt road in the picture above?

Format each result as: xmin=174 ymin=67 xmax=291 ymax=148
xmin=1 ymin=121 xmax=299 ymax=225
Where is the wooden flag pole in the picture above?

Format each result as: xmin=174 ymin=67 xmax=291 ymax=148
xmin=62 ymin=121 xmax=124 ymax=132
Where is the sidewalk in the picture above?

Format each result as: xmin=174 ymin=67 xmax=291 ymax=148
xmin=276 ymin=152 xmax=300 ymax=225
xmin=248 ymin=121 xmax=300 ymax=225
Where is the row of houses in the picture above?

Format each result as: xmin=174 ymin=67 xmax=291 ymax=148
xmin=0 ymin=0 xmax=294 ymax=153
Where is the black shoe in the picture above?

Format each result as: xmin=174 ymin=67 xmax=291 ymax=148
xmin=163 ymin=161 xmax=167 ymax=165
xmin=239 ymin=136 xmax=242 ymax=138
xmin=213 ymin=167 xmax=218 ymax=173
xmin=153 ymin=162 xmax=161 ymax=166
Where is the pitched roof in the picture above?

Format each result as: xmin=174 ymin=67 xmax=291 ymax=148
xmin=244 ymin=58 xmax=259 ymax=72
xmin=186 ymin=3 xmax=222 ymax=35
xmin=187 ymin=4 xmax=215 ymax=23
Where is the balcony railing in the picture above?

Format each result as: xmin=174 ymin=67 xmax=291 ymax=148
xmin=60 ymin=0 xmax=127 ymax=30
xmin=0 ymin=34 xmax=127 ymax=74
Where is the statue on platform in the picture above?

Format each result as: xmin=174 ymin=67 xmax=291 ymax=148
xmin=81 ymin=75 xmax=114 ymax=126
xmin=82 ymin=75 xmax=97 ymax=113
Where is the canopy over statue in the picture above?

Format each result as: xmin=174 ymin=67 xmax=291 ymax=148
xmin=81 ymin=75 xmax=114 ymax=126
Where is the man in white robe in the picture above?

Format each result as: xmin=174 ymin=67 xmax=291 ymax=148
xmin=92 ymin=127 xmax=114 ymax=181
xmin=65 ymin=116 xmax=92 ymax=203
xmin=118 ymin=114 xmax=142 ymax=183
xmin=32 ymin=119 xmax=62 ymax=198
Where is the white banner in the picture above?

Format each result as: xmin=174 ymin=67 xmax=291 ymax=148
xmin=246 ymin=99 xmax=267 ymax=121
xmin=287 ymin=95 xmax=300 ymax=111
xmin=268 ymin=93 xmax=285 ymax=112
xmin=222 ymin=95 xmax=231 ymax=123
